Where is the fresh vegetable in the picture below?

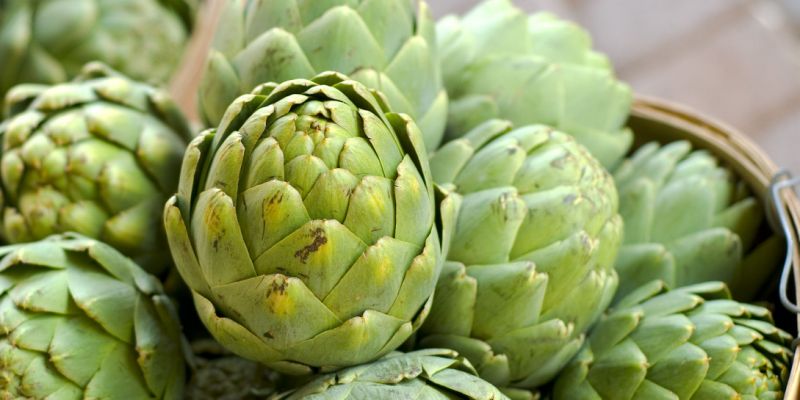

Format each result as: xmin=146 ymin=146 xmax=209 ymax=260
xmin=0 ymin=234 xmax=186 ymax=399
xmin=437 ymin=0 xmax=632 ymax=167
xmin=613 ymin=140 xmax=777 ymax=299
xmin=0 ymin=0 xmax=197 ymax=99
xmin=165 ymin=72 xmax=445 ymax=374
xmin=0 ymin=62 xmax=191 ymax=274
xmin=418 ymin=119 xmax=621 ymax=390
xmin=554 ymin=281 xmax=792 ymax=399
xmin=199 ymin=0 xmax=448 ymax=151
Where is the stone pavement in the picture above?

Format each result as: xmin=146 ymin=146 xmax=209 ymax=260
xmin=431 ymin=0 xmax=800 ymax=173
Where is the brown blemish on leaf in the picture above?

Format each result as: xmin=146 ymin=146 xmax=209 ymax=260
xmin=265 ymin=277 xmax=291 ymax=315
xmin=266 ymin=278 xmax=289 ymax=296
xmin=294 ymin=228 xmax=327 ymax=263
xmin=267 ymin=190 xmax=284 ymax=205
xmin=230 ymin=309 xmax=244 ymax=320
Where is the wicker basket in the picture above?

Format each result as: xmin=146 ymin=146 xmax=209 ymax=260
xmin=630 ymin=97 xmax=800 ymax=399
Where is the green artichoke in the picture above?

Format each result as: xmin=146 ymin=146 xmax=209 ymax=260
xmin=275 ymin=349 xmax=509 ymax=400
xmin=164 ymin=72 xmax=444 ymax=374
xmin=0 ymin=0 xmax=197 ymax=99
xmin=0 ymin=234 xmax=186 ymax=399
xmin=613 ymin=141 xmax=776 ymax=299
xmin=0 ymin=62 xmax=191 ymax=274
xmin=199 ymin=0 xmax=448 ymax=151
xmin=418 ymin=120 xmax=622 ymax=390
xmin=438 ymin=0 xmax=632 ymax=167
xmin=554 ymin=280 xmax=792 ymax=399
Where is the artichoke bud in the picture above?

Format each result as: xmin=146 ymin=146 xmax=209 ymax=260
xmin=554 ymin=281 xmax=793 ymax=399
xmin=0 ymin=234 xmax=187 ymax=399
xmin=0 ymin=63 xmax=191 ymax=275
xmin=438 ymin=0 xmax=632 ymax=167
xmin=165 ymin=72 xmax=443 ymax=374
xmin=0 ymin=0 xmax=196 ymax=99
xmin=613 ymin=140 xmax=772 ymax=300
xmin=199 ymin=0 xmax=448 ymax=152
xmin=419 ymin=119 xmax=621 ymax=390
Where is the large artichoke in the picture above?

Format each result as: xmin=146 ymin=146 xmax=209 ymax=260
xmin=164 ymin=72 xmax=444 ymax=374
xmin=0 ymin=234 xmax=186 ymax=399
xmin=199 ymin=0 xmax=448 ymax=151
xmin=0 ymin=63 xmax=191 ymax=274
xmin=418 ymin=120 xmax=622 ymax=390
xmin=437 ymin=0 xmax=632 ymax=167
xmin=275 ymin=349 xmax=509 ymax=400
xmin=0 ymin=0 xmax=197 ymax=99
xmin=613 ymin=141 xmax=776 ymax=299
xmin=554 ymin=280 xmax=792 ymax=399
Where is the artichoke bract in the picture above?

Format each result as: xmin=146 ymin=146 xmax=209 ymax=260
xmin=554 ymin=281 xmax=793 ymax=399
xmin=165 ymin=72 xmax=443 ymax=374
xmin=419 ymin=120 xmax=622 ymax=390
xmin=199 ymin=0 xmax=448 ymax=151
xmin=0 ymin=234 xmax=186 ymax=399
xmin=276 ymin=349 xmax=509 ymax=400
xmin=0 ymin=63 xmax=191 ymax=275
xmin=613 ymin=141 xmax=775 ymax=299
xmin=0 ymin=0 xmax=197 ymax=99
xmin=438 ymin=0 xmax=632 ymax=167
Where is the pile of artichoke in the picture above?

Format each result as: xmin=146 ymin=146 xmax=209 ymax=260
xmin=0 ymin=0 xmax=793 ymax=399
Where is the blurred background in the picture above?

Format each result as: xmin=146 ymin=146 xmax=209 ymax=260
xmin=432 ymin=0 xmax=800 ymax=172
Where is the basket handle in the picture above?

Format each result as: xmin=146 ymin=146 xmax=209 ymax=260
xmin=769 ymin=170 xmax=800 ymax=315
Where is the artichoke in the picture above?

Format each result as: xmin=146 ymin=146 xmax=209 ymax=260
xmin=275 ymin=349 xmax=509 ymax=400
xmin=0 ymin=234 xmax=186 ymax=399
xmin=0 ymin=63 xmax=191 ymax=274
xmin=418 ymin=120 xmax=622 ymax=390
xmin=199 ymin=0 xmax=448 ymax=151
xmin=613 ymin=141 xmax=775 ymax=299
xmin=0 ymin=0 xmax=197 ymax=99
xmin=554 ymin=280 xmax=793 ymax=399
xmin=437 ymin=0 xmax=632 ymax=167
xmin=164 ymin=72 xmax=444 ymax=374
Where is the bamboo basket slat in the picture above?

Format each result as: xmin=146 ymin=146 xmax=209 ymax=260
xmin=169 ymin=0 xmax=225 ymax=123
xmin=631 ymin=97 xmax=800 ymax=399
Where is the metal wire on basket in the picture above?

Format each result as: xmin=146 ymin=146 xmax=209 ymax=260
xmin=769 ymin=170 xmax=800 ymax=315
